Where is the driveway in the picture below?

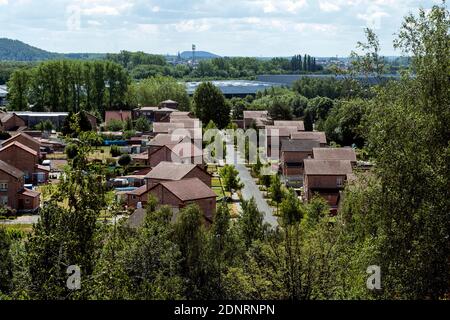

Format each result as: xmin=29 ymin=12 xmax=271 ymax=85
xmin=225 ymin=140 xmax=277 ymax=227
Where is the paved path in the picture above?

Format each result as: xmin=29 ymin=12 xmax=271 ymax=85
xmin=225 ymin=140 xmax=277 ymax=227
xmin=0 ymin=215 xmax=40 ymax=225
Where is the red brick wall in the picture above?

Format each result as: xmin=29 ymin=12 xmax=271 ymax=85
xmin=2 ymin=115 xmax=26 ymax=131
xmin=17 ymin=193 xmax=40 ymax=211
xmin=304 ymin=174 xmax=347 ymax=201
xmin=0 ymin=171 xmax=23 ymax=209
xmin=0 ymin=146 xmax=38 ymax=182
xmin=149 ymin=185 xmax=216 ymax=222
xmin=281 ymin=150 xmax=313 ymax=177
xmin=185 ymin=167 xmax=211 ymax=187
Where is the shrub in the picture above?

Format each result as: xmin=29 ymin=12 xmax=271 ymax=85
xmin=110 ymin=145 xmax=122 ymax=157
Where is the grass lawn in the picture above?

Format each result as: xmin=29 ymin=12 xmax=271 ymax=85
xmin=1 ymin=224 xmax=34 ymax=234
xmin=88 ymin=146 xmax=112 ymax=161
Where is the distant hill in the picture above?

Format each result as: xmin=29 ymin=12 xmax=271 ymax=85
xmin=0 ymin=38 xmax=62 ymax=61
xmin=180 ymin=51 xmax=221 ymax=60
xmin=0 ymin=38 xmax=106 ymax=62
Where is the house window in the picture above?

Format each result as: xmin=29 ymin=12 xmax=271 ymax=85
xmin=0 ymin=183 xmax=7 ymax=191
xmin=0 ymin=196 xmax=8 ymax=206
xmin=25 ymin=199 xmax=30 ymax=204
xmin=337 ymin=177 xmax=344 ymax=187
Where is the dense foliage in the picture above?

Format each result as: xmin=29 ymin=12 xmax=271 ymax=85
xmin=0 ymin=3 xmax=448 ymax=301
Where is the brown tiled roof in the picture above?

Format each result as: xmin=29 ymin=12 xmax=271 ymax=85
xmin=0 ymin=141 xmax=38 ymax=156
xmin=36 ymin=164 xmax=50 ymax=172
xmin=145 ymin=161 xmax=197 ymax=180
xmin=18 ymin=188 xmax=40 ymax=198
xmin=170 ymin=112 xmax=191 ymax=119
xmin=149 ymin=134 xmax=187 ymax=147
xmin=167 ymin=127 xmax=202 ymax=140
xmin=167 ymin=142 xmax=203 ymax=158
xmin=266 ymin=126 xmax=299 ymax=137
xmin=244 ymin=110 xmax=268 ymax=119
xmin=281 ymin=139 xmax=320 ymax=152
xmin=2 ymin=132 xmax=41 ymax=148
xmin=153 ymin=122 xmax=184 ymax=134
xmin=0 ymin=113 xmax=14 ymax=123
xmin=105 ymin=111 xmax=132 ymax=123
xmin=304 ymin=160 xmax=353 ymax=176
xmin=291 ymin=131 xmax=327 ymax=145
xmin=274 ymin=120 xmax=305 ymax=131
xmin=170 ymin=118 xmax=201 ymax=128
xmin=159 ymin=178 xmax=216 ymax=201
xmin=313 ymin=148 xmax=357 ymax=162
xmin=0 ymin=160 xmax=23 ymax=179
xmin=127 ymin=185 xmax=148 ymax=196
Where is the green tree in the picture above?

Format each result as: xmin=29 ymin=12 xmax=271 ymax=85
xmin=279 ymin=189 xmax=304 ymax=226
xmin=0 ymin=227 xmax=13 ymax=295
xmin=268 ymin=98 xmax=293 ymax=120
xmin=134 ymin=76 xmax=190 ymax=111
xmin=269 ymin=174 xmax=283 ymax=213
xmin=238 ymin=198 xmax=265 ymax=248
xmin=135 ymin=116 xmax=151 ymax=132
xmin=193 ymin=82 xmax=230 ymax=129
xmin=7 ymin=69 xmax=30 ymax=110
xmin=106 ymin=119 xmax=125 ymax=132
xmin=219 ymin=165 xmax=243 ymax=194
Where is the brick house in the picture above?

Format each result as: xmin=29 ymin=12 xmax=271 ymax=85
xmin=148 ymin=142 xmax=203 ymax=168
xmin=313 ymin=148 xmax=357 ymax=166
xmin=303 ymin=159 xmax=353 ymax=214
xmin=273 ymin=120 xmax=305 ymax=131
xmin=265 ymin=126 xmax=300 ymax=158
xmin=126 ymin=162 xmax=212 ymax=208
xmin=152 ymin=122 xmax=185 ymax=134
xmin=85 ymin=112 xmax=99 ymax=131
xmin=148 ymin=134 xmax=187 ymax=154
xmin=291 ymin=131 xmax=328 ymax=147
xmin=243 ymin=110 xmax=270 ymax=129
xmin=105 ymin=110 xmax=132 ymax=125
xmin=160 ymin=100 xmax=179 ymax=109
xmin=170 ymin=118 xmax=201 ymax=128
xmin=145 ymin=161 xmax=211 ymax=189
xmin=0 ymin=160 xmax=40 ymax=213
xmin=133 ymin=107 xmax=175 ymax=123
xmin=281 ymin=139 xmax=320 ymax=187
xmin=0 ymin=113 xmax=26 ymax=131
xmin=1 ymin=132 xmax=42 ymax=155
xmin=148 ymin=178 xmax=217 ymax=223
xmin=0 ymin=142 xmax=40 ymax=184
xmin=170 ymin=112 xmax=192 ymax=120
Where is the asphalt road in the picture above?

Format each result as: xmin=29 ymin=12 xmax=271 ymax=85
xmin=225 ymin=140 xmax=277 ymax=227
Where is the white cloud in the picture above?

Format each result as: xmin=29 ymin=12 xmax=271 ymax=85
xmin=137 ymin=23 xmax=159 ymax=34
xmin=152 ymin=6 xmax=160 ymax=13
xmin=319 ymin=1 xmax=341 ymax=12
xmin=174 ymin=19 xmax=211 ymax=32
xmin=357 ymin=6 xmax=389 ymax=29
xmin=256 ymin=0 xmax=308 ymax=14
xmin=0 ymin=0 xmax=8 ymax=5
xmin=87 ymin=20 xmax=102 ymax=26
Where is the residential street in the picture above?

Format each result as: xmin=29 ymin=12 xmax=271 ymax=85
xmin=225 ymin=140 xmax=278 ymax=227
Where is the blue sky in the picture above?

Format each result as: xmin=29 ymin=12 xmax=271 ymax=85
xmin=0 ymin=0 xmax=440 ymax=57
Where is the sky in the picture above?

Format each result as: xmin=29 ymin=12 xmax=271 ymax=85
xmin=0 ymin=0 xmax=441 ymax=57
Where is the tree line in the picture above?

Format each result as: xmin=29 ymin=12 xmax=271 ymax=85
xmin=7 ymin=60 xmax=131 ymax=116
